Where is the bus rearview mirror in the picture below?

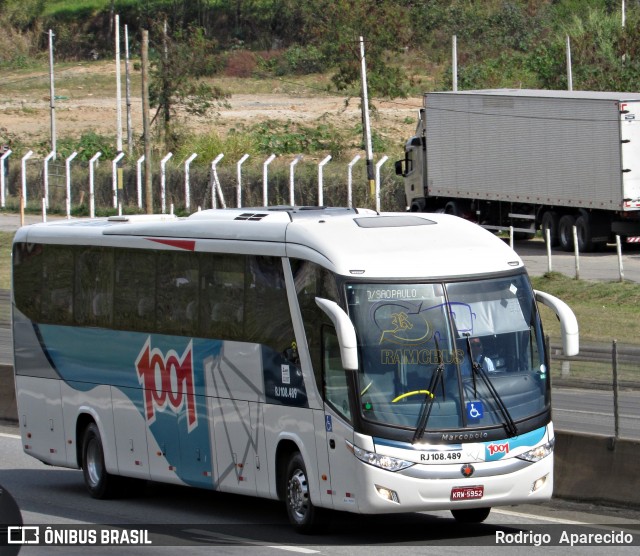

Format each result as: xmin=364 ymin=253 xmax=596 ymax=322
xmin=315 ymin=297 xmax=359 ymax=371
xmin=534 ymin=290 xmax=579 ymax=356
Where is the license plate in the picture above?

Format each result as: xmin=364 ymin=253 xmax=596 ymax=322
xmin=450 ymin=485 xmax=484 ymax=501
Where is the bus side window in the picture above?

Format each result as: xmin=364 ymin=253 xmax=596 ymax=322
xmin=157 ymin=251 xmax=199 ymax=336
xmin=114 ymin=249 xmax=156 ymax=332
xmin=41 ymin=245 xmax=74 ymax=325
xmin=245 ymin=255 xmax=293 ymax=353
xmin=12 ymin=242 xmax=43 ymax=321
xmin=199 ymin=253 xmax=245 ymax=341
xmin=322 ymin=325 xmax=352 ymax=422
xmin=74 ymin=247 xmax=114 ymax=328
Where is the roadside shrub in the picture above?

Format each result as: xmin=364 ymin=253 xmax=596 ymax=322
xmin=224 ymin=50 xmax=258 ymax=78
xmin=279 ymin=45 xmax=327 ymax=75
xmin=56 ymin=132 xmax=118 ymax=162
xmin=0 ymin=16 xmax=39 ymax=67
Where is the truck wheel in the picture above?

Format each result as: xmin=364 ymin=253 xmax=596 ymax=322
xmin=575 ymin=215 xmax=594 ymax=252
xmin=444 ymin=202 xmax=460 ymax=217
xmin=541 ymin=211 xmax=559 ymax=247
xmin=558 ymin=215 xmax=576 ymax=252
xmin=284 ymin=452 xmax=326 ymax=534
xmin=451 ymin=507 xmax=491 ymax=523
xmin=81 ymin=422 xmax=121 ymax=499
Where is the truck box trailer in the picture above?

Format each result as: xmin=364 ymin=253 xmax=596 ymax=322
xmin=396 ymin=89 xmax=640 ymax=251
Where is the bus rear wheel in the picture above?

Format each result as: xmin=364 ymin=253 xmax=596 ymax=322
xmin=81 ymin=422 xmax=121 ymax=499
xmin=451 ymin=507 xmax=491 ymax=523
xmin=284 ymin=452 xmax=326 ymax=534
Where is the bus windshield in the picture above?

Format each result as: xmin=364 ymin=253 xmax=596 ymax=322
xmin=346 ymin=273 xmax=548 ymax=434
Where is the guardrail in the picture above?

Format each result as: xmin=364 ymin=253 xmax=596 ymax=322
xmin=551 ymin=341 xmax=640 ymax=365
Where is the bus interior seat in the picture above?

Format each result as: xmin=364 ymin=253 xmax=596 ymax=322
xmin=92 ymin=293 xmax=109 ymax=317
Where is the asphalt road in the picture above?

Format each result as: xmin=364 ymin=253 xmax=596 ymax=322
xmin=0 ymin=431 xmax=638 ymax=555
xmin=514 ymin=237 xmax=640 ymax=283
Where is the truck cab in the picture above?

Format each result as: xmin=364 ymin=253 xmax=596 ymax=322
xmin=396 ymin=110 xmax=427 ymax=212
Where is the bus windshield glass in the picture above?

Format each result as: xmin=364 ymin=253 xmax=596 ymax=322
xmin=346 ymin=273 xmax=548 ymax=432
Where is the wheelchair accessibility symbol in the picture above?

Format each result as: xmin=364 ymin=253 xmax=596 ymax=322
xmin=325 ymin=415 xmax=333 ymax=432
xmin=466 ymin=401 xmax=484 ymax=420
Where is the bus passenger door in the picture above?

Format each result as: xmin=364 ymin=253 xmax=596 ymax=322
xmin=322 ymin=327 xmax=357 ymax=512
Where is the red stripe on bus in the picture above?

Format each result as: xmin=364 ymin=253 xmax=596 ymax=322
xmin=146 ymin=238 xmax=196 ymax=251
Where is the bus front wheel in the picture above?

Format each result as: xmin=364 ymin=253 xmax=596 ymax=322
xmin=450 ymin=507 xmax=491 ymax=523
xmin=81 ymin=422 xmax=120 ymax=499
xmin=284 ymin=452 xmax=326 ymax=534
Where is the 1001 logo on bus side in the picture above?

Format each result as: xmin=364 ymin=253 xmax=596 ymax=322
xmin=135 ymin=338 xmax=198 ymax=432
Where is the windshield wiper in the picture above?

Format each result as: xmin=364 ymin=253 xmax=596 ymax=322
xmin=464 ymin=335 xmax=518 ymax=438
xmin=412 ymin=337 xmax=445 ymax=444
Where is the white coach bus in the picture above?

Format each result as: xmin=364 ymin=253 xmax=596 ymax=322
xmin=11 ymin=207 xmax=578 ymax=532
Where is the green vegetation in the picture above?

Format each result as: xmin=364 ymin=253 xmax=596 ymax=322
xmin=2 ymin=1 xmax=639 ymax=93
xmin=531 ymin=272 xmax=640 ymax=345
xmin=531 ymin=273 xmax=640 ymax=386
xmin=0 ymin=232 xmax=11 ymax=290
xmin=2 ymin=0 xmax=640 ymax=158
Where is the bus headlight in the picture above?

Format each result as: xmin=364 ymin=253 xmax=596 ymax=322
xmin=516 ymin=438 xmax=555 ymax=463
xmin=346 ymin=442 xmax=414 ymax=472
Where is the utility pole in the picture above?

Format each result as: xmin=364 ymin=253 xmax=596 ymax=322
xmin=141 ymin=29 xmax=152 ymax=213
xmin=452 ymin=35 xmax=458 ymax=92
xmin=48 ymin=29 xmax=56 ymax=157
xmin=566 ymin=35 xmax=573 ymax=91
xmin=162 ymin=19 xmax=170 ymax=138
xmin=115 ymin=14 xmax=123 ymax=153
xmin=359 ymin=36 xmax=375 ymax=199
xmin=125 ymin=24 xmax=133 ymax=156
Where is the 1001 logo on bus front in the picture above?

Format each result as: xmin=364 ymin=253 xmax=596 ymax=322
xmin=135 ymin=338 xmax=198 ymax=432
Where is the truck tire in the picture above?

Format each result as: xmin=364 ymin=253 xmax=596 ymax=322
xmin=575 ymin=214 xmax=595 ymax=252
xmin=558 ymin=215 xmax=576 ymax=252
xmin=541 ymin=211 xmax=559 ymax=247
xmin=444 ymin=201 xmax=460 ymax=217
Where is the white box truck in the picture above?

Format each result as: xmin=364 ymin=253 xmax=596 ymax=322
xmin=395 ymin=89 xmax=640 ymax=251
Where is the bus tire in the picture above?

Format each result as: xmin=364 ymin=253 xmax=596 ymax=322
xmin=81 ymin=422 xmax=121 ymax=499
xmin=451 ymin=507 xmax=491 ymax=523
xmin=558 ymin=214 xmax=576 ymax=252
xmin=284 ymin=452 xmax=326 ymax=534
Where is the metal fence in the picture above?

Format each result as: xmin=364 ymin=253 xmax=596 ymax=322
xmin=0 ymin=152 xmax=401 ymax=218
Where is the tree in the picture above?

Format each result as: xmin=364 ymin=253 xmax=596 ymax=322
xmin=148 ymin=20 xmax=228 ymax=149
xmin=297 ymin=0 xmax=413 ymax=98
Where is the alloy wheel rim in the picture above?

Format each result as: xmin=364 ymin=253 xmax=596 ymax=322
xmin=287 ymin=468 xmax=309 ymax=522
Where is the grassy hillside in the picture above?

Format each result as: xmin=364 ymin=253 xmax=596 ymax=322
xmin=3 ymin=0 xmax=639 ymax=94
